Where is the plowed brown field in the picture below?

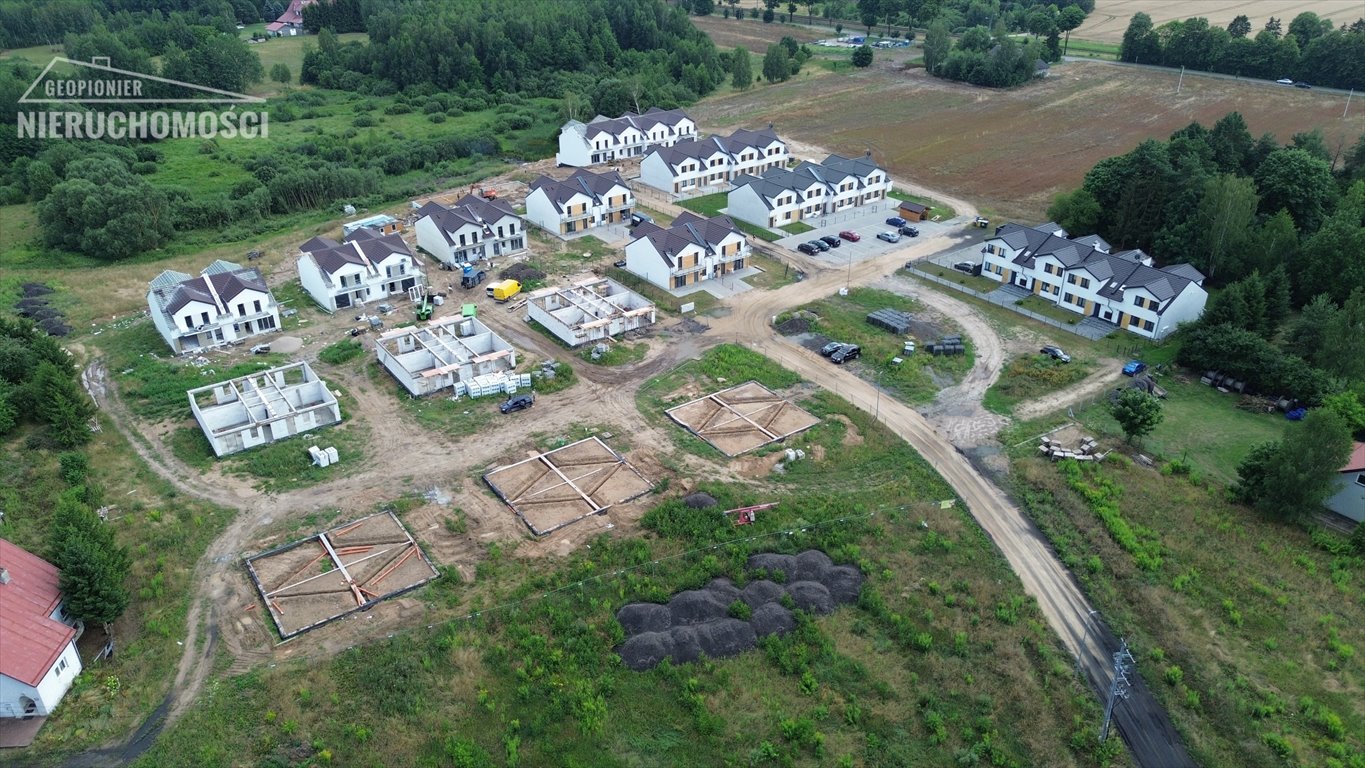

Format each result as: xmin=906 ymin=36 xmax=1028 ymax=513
xmin=1077 ymin=1 xmax=1365 ymax=44
xmin=690 ymin=59 xmax=1365 ymax=221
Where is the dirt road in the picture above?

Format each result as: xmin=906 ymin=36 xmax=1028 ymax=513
xmin=706 ymin=236 xmax=1194 ymax=768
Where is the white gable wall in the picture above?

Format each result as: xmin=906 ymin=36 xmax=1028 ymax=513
xmin=0 ymin=640 xmax=81 ymax=718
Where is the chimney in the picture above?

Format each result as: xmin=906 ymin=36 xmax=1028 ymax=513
xmin=0 ymin=568 xmax=10 ymax=585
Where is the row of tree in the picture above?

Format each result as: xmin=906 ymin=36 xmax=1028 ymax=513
xmin=1120 ymin=12 xmax=1365 ymax=90
xmin=1047 ymin=113 xmax=1365 ymax=300
xmin=0 ymin=0 xmax=259 ymax=49
xmin=923 ymin=21 xmax=1047 ymax=87
xmin=300 ymin=0 xmax=725 ymax=112
xmin=0 ymin=318 xmax=95 ymax=448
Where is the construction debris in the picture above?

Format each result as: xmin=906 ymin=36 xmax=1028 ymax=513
xmin=1038 ymin=434 xmax=1109 ymax=462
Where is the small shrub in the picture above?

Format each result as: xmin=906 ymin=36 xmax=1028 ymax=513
xmin=353 ymin=114 xmax=378 ymax=127
xmin=728 ymin=600 xmax=752 ymax=621
xmin=59 ymin=451 xmax=89 ymax=485
xmin=1164 ymin=666 xmax=1184 ymax=686
xmin=1261 ymin=732 xmax=1293 ymax=758
xmin=319 ymin=340 xmax=364 ymax=365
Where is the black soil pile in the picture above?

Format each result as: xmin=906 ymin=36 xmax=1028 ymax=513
xmin=616 ymin=550 xmax=863 ymax=671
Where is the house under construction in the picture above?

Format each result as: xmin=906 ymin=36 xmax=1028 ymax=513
xmin=375 ymin=315 xmax=517 ymax=397
xmin=188 ymin=361 xmax=342 ymax=457
xmin=525 ymin=276 xmax=656 ymax=347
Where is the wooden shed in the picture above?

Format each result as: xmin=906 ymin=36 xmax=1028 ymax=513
xmin=898 ymin=201 xmax=929 ymax=222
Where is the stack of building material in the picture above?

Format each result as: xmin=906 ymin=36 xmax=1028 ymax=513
xmin=454 ymin=372 xmax=533 ymax=398
xmin=1038 ymin=435 xmax=1106 ymax=462
xmin=925 ymin=335 xmax=965 ymax=356
xmin=308 ymin=445 xmax=340 ymax=467
xmin=866 ymin=308 xmax=914 ymax=335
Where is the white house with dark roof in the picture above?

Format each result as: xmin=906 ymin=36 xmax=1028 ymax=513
xmin=413 ymin=195 xmax=525 ymax=267
xmin=0 ymin=538 xmax=82 ymax=748
xmin=727 ymin=153 xmax=892 ymax=229
xmin=556 ymin=108 xmax=697 ymax=167
xmin=524 ymin=169 xmax=634 ymax=236
xmin=147 ymin=260 xmax=280 ymax=354
xmin=638 ymin=127 xmax=790 ymax=196
xmin=981 ymin=223 xmax=1208 ymax=338
xmin=297 ymin=229 xmax=424 ymax=313
xmin=623 ymin=213 xmax=750 ymax=290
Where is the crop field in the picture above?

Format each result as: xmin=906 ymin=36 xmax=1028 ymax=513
xmin=1075 ymin=1 xmax=1365 ymax=43
xmin=689 ymin=59 xmax=1365 ymax=222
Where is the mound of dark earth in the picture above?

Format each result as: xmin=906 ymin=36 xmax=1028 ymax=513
xmin=616 ymin=550 xmax=863 ymax=671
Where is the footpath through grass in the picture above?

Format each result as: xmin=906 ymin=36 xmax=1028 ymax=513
xmin=1011 ymin=452 xmax=1363 ymax=768
xmin=135 ymin=345 xmax=1123 ymax=768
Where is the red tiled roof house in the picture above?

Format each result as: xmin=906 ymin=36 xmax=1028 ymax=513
xmin=0 ymin=539 xmax=83 ymax=748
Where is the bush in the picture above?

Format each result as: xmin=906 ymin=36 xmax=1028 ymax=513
xmin=353 ymin=114 xmax=378 ymax=127
xmin=59 ymin=451 xmax=89 ymax=486
xmin=318 ymin=340 xmax=363 ymax=365
xmin=728 ymin=600 xmax=752 ymax=620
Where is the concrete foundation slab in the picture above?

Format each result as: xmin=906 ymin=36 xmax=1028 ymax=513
xmin=483 ymin=436 xmax=652 ymax=536
xmin=665 ymin=381 xmax=820 ymax=456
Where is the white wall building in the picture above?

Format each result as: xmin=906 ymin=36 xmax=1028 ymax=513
xmin=524 ymin=169 xmax=634 ymax=236
xmin=297 ymin=229 xmax=424 ymax=313
xmin=341 ymin=213 xmax=402 ymax=237
xmin=0 ymin=538 xmax=83 ymax=748
xmin=526 ymin=277 xmax=656 ymax=347
xmin=413 ymin=195 xmax=526 ymax=268
xmin=980 ymin=223 xmax=1208 ymax=338
xmin=1326 ymin=443 xmax=1365 ymax=523
xmin=147 ymin=260 xmax=281 ymax=354
xmin=727 ymin=154 xmax=891 ymax=228
xmin=638 ymin=127 xmax=789 ymax=197
xmin=555 ymin=108 xmax=696 ymax=167
xmin=376 ymin=316 xmax=518 ymax=397
xmin=188 ymin=362 xmax=342 ymax=457
xmin=623 ymin=213 xmax=750 ymax=291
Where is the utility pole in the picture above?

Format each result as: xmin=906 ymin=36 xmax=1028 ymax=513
xmin=1100 ymin=639 xmax=1135 ymax=743
xmin=1346 ymin=89 xmax=1355 ymax=119
xmin=1176 ymin=65 xmax=1185 ymax=94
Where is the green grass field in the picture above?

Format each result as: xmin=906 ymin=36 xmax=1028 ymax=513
xmin=1013 ymin=454 xmax=1363 ymax=768
xmin=983 ymin=354 xmax=1093 ymax=415
xmin=794 ymin=288 xmax=974 ymax=404
xmin=1072 ymin=376 xmax=1300 ymax=485
xmin=888 ymin=189 xmax=957 ymax=220
xmin=1062 ymin=38 xmax=1121 ymax=61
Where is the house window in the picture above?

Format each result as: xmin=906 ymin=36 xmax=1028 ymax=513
xmin=183 ymin=315 xmax=194 ymax=328
xmin=253 ymin=300 xmax=261 ymax=313
xmin=56 ymin=656 xmax=68 ymax=674
xmin=1356 ymin=473 xmax=1365 ymax=487
xmin=201 ymin=312 xmax=210 ymax=325
xmin=673 ymin=275 xmax=686 ymax=288
xmin=237 ymin=303 xmax=246 ymax=316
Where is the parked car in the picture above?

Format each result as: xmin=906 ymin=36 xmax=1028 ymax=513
xmin=1276 ymin=77 xmax=1294 ymax=85
xmin=796 ymin=242 xmax=819 ymax=255
xmin=820 ymin=340 xmax=845 ymax=357
xmin=886 ymin=216 xmax=908 ymax=227
xmin=838 ymin=230 xmax=861 ymax=242
xmin=819 ymin=235 xmax=842 ymax=248
xmin=250 ymin=343 xmax=271 ymax=355
xmin=830 ymin=344 xmax=861 ymax=364
xmin=876 ymin=231 xmax=901 ymax=243
xmin=807 ymin=239 xmax=831 ymax=252
xmin=1040 ymin=346 xmax=1071 ymax=363
xmin=1122 ymin=360 xmax=1147 ymax=376
xmin=952 ymin=261 xmax=978 ymax=274
xmin=1294 ymin=81 xmax=1312 ymax=89
xmin=899 ymin=225 xmax=920 ymax=237
xmin=500 ymin=393 xmax=535 ymax=414
xmin=613 ymin=258 xmax=628 ymax=268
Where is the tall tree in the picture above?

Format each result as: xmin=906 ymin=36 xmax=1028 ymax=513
xmin=1047 ymin=188 xmax=1101 ymax=236
xmin=852 ymin=44 xmax=873 ymax=67
xmin=923 ymin=19 xmax=950 ymax=73
xmin=1057 ymin=5 xmax=1086 ymax=55
xmin=1119 ymin=12 xmax=1160 ymax=63
xmin=1253 ymin=147 xmax=1335 ymax=232
xmin=1286 ymin=12 xmax=1329 ymax=50
xmin=1287 ymin=293 xmax=1338 ymax=363
xmin=1193 ymin=174 xmax=1258 ymax=283
xmin=1233 ymin=409 xmax=1353 ymax=522
xmin=33 ymin=361 xmax=94 ymax=448
xmin=762 ymin=43 xmax=791 ymax=82
xmin=1263 ymin=16 xmax=1282 ymax=38
xmin=1320 ymin=288 xmax=1365 ymax=382
xmin=1108 ymin=388 xmax=1164 ymax=444
xmin=730 ymin=45 xmax=752 ymax=89
xmin=1227 ymin=14 xmax=1251 ymax=38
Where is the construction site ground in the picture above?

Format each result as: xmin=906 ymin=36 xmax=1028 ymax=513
xmin=70 ymin=131 xmax=1191 ymax=767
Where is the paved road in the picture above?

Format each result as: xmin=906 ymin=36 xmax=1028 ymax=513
xmin=710 ymin=231 xmax=1195 ymax=768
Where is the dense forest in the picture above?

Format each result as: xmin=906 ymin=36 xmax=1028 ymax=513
xmin=1120 ymin=11 xmax=1365 ymax=90
xmin=299 ymin=0 xmax=724 ymax=113
xmin=0 ymin=0 xmax=725 ymax=260
xmin=1048 ymin=115 xmax=1365 ymax=412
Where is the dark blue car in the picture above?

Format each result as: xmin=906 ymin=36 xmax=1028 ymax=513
xmin=1122 ymin=361 xmax=1147 ymax=376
